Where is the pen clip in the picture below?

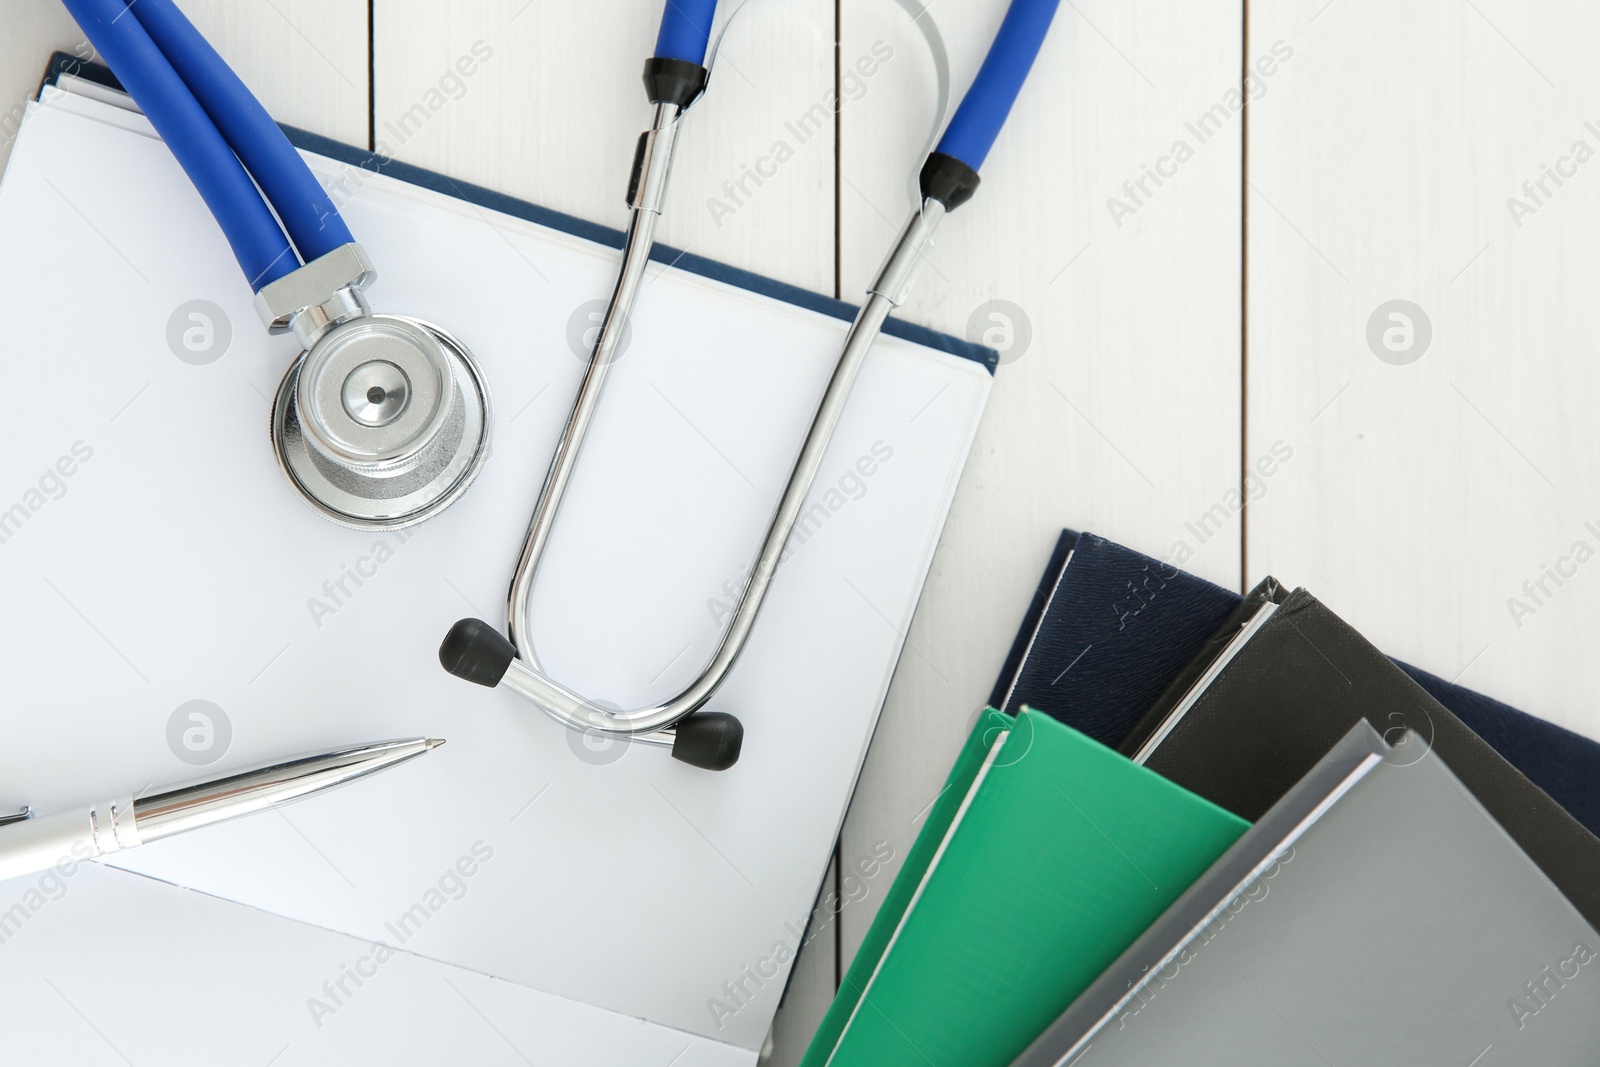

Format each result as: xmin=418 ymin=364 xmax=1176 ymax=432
xmin=0 ymin=807 xmax=33 ymax=827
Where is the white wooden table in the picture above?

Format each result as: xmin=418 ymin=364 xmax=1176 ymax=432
xmin=5 ymin=1 xmax=1596 ymax=1061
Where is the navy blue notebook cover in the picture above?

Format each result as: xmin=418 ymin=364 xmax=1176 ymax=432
xmin=991 ymin=529 xmax=1600 ymax=838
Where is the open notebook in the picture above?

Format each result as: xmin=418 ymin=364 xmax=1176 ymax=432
xmin=0 ymin=63 xmax=992 ymax=1064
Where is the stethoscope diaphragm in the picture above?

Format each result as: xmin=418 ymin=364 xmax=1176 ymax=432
xmin=270 ymin=315 xmax=492 ymax=530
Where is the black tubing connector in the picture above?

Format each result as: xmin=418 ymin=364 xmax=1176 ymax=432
xmin=919 ymin=152 xmax=982 ymax=212
xmin=439 ymin=619 xmax=516 ymax=688
xmin=671 ymin=712 xmax=744 ymax=771
xmin=642 ymin=57 xmax=708 ymax=108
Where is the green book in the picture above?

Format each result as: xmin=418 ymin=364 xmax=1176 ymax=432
xmin=801 ymin=708 xmax=1249 ymax=1067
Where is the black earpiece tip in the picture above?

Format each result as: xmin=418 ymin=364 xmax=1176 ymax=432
xmin=439 ymin=619 xmax=516 ymax=688
xmin=671 ymin=712 xmax=744 ymax=771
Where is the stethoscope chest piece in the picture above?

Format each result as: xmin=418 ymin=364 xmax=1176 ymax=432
xmin=262 ymin=246 xmax=492 ymax=530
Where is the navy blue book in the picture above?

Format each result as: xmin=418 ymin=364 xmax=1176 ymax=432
xmin=991 ymin=529 xmax=1600 ymax=838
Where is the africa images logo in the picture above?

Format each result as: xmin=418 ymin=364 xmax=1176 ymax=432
xmin=0 ymin=441 xmax=94 ymax=548
xmin=305 ymin=527 xmax=420 ymax=629
xmin=1508 ymin=942 xmax=1595 ymax=1032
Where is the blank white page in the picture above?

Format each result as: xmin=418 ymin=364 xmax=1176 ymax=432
xmin=0 ymin=865 xmax=751 ymax=1066
xmin=0 ymin=89 xmax=989 ymax=1053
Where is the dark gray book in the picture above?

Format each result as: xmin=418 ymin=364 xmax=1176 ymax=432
xmin=1120 ymin=586 xmax=1600 ymax=927
xmin=1014 ymin=723 xmax=1600 ymax=1066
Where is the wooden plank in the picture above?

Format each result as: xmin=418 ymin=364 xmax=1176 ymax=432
xmin=1 ymin=1 xmax=368 ymax=179
xmin=181 ymin=0 xmax=369 ymax=145
xmin=0 ymin=4 xmax=85 ymax=175
xmin=373 ymin=0 xmax=836 ymax=291
xmin=1246 ymin=0 xmax=1600 ymax=743
xmin=758 ymin=856 xmax=838 ymax=1067
xmin=837 ymin=0 xmax=1246 ymax=970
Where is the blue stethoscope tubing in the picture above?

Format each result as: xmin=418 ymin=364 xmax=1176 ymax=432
xmin=935 ymin=0 xmax=1061 ymax=173
xmin=436 ymin=0 xmax=1061 ymax=771
xmin=655 ymin=0 xmax=720 ymax=64
xmin=58 ymin=0 xmax=351 ymax=290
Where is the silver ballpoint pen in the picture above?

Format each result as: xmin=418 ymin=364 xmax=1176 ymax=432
xmin=0 ymin=738 xmax=443 ymax=884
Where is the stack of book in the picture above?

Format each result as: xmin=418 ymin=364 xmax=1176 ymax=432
xmin=801 ymin=531 xmax=1600 ymax=1066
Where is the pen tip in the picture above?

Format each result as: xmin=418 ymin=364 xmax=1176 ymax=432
xmin=425 ymin=738 xmax=446 ymax=750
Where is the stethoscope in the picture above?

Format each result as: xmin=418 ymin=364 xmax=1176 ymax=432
xmin=437 ymin=0 xmax=1060 ymax=770
xmin=65 ymin=0 xmax=1056 ymax=772
xmin=63 ymin=0 xmax=493 ymax=530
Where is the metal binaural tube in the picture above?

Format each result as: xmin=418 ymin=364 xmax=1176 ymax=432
xmin=505 ymin=103 xmax=679 ymax=661
xmin=499 ymin=198 xmax=945 ymax=739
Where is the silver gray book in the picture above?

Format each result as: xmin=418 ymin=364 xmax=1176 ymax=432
xmin=1013 ymin=722 xmax=1600 ymax=1066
